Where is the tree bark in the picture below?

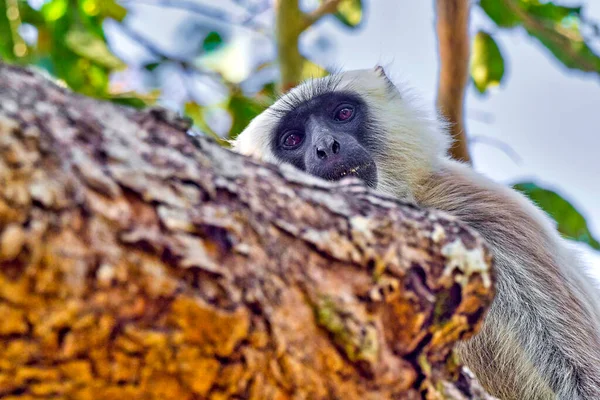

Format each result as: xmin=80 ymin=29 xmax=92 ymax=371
xmin=0 ymin=64 xmax=495 ymax=399
xmin=435 ymin=0 xmax=472 ymax=164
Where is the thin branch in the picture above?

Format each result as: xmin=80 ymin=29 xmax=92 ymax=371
xmin=591 ymin=21 xmax=600 ymax=38
xmin=469 ymin=135 xmax=523 ymax=165
xmin=301 ymin=0 xmax=343 ymax=31
xmin=435 ymin=0 xmax=472 ymax=164
xmin=275 ymin=0 xmax=344 ymax=91
xmin=239 ymin=0 xmax=272 ymax=26
xmin=119 ymin=0 xmax=270 ymax=33
xmin=116 ymin=22 xmax=220 ymax=79
xmin=467 ymin=108 xmax=495 ymax=124
xmin=117 ymin=22 xmax=173 ymax=60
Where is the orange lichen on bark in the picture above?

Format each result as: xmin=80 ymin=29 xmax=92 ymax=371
xmin=0 ymin=64 xmax=496 ymax=399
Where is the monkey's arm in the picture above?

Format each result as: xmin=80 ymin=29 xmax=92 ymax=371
xmin=417 ymin=160 xmax=600 ymax=400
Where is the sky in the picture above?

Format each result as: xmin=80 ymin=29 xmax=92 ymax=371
xmin=106 ymin=0 xmax=600 ymax=281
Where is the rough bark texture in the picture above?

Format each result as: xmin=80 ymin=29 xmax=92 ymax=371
xmin=435 ymin=0 xmax=471 ymax=164
xmin=0 ymin=64 xmax=496 ymax=399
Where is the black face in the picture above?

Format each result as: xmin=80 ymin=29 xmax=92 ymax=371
xmin=271 ymin=91 xmax=379 ymax=188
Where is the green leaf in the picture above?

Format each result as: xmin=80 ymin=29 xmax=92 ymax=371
xmin=41 ymin=0 xmax=69 ymax=22
xmin=80 ymin=0 xmax=100 ymax=17
xmin=39 ymin=5 xmax=111 ymax=97
xmin=19 ymin=2 xmax=46 ymax=27
xmin=107 ymin=90 xmax=160 ymax=109
xmin=524 ymin=2 xmax=581 ymax=21
xmin=98 ymin=0 xmax=128 ymax=21
xmin=85 ymin=62 xmax=109 ymax=88
xmin=143 ymin=62 xmax=162 ymax=72
xmin=184 ymin=102 xmax=229 ymax=145
xmin=78 ymin=0 xmax=127 ymax=21
xmin=184 ymin=102 xmax=205 ymax=127
xmin=480 ymin=0 xmax=521 ymax=28
xmin=478 ymin=0 xmax=600 ymax=75
xmin=203 ymin=31 xmax=223 ymax=53
xmin=470 ymin=31 xmax=505 ymax=94
xmin=518 ymin=1 xmax=600 ymax=73
xmin=65 ymin=29 xmax=126 ymax=70
xmin=513 ymin=182 xmax=600 ymax=250
xmin=333 ymin=0 xmax=363 ymax=28
xmin=108 ymin=96 xmax=148 ymax=109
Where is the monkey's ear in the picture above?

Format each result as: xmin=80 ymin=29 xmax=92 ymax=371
xmin=373 ymin=65 xmax=396 ymax=91
xmin=374 ymin=65 xmax=388 ymax=78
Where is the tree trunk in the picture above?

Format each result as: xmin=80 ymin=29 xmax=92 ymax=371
xmin=0 ymin=63 xmax=496 ymax=399
xmin=435 ymin=0 xmax=472 ymax=164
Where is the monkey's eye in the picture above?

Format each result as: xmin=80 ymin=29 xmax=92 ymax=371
xmin=334 ymin=105 xmax=355 ymax=122
xmin=280 ymin=131 xmax=304 ymax=149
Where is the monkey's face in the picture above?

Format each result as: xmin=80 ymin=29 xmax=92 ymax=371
xmin=269 ymin=91 xmax=379 ymax=188
xmin=233 ymin=67 xmax=450 ymax=199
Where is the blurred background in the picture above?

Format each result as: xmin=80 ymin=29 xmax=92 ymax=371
xmin=1 ymin=0 xmax=599 ymax=279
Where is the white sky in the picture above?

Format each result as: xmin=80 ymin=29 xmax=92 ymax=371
xmin=107 ymin=0 xmax=600 ymax=281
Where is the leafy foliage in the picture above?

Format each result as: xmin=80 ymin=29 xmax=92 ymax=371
xmin=514 ymin=182 xmax=600 ymax=250
xmin=65 ymin=29 xmax=125 ymax=70
xmin=0 ymin=0 xmax=160 ymax=104
xmin=480 ymin=0 xmax=521 ymax=27
xmin=478 ymin=0 xmax=600 ymax=75
xmin=470 ymin=31 xmax=505 ymax=93
xmin=108 ymin=89 xmax=161 ymax=109
xmin=0 ymin=0 xmax=137 ymax=100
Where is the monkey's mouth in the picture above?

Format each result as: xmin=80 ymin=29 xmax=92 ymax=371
xmin=338 ymin=163 xmax=367 ymax=177
xmin=322 ymin=161 xmax=378 ymax=188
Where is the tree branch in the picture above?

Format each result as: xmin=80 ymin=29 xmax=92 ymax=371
xmin=0 ymin=62 xmax=497 ymax=399
xmin=435 ymin=0 xmax=472 ymax=164
xmin=275 ymin=0 xmax=344 ymax=92
xmin=116 ymin=23 xmax=223 ymax=80
xmin=275 ymin=0 xmax=304 ymax=92
xmin=469 ymin=135 xmax=523 ymax=165
xmin=301 ymin=0 xmax=343 ymax=31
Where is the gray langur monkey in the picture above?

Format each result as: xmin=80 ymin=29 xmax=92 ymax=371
xmin=231 ymin=66 xmax=600 ymax=399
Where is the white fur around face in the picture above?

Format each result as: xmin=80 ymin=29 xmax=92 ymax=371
xmin=231 ymin=67 xmax=452 ymax=200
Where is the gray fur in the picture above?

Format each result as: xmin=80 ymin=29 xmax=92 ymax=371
xmin=418 ymin=162 xmax=600 ymax=399
xmin=232 ymin=67 xmax=600 ymax=399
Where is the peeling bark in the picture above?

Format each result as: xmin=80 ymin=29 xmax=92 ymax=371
xmin=0 ymin=64 xmax=496 ymax=399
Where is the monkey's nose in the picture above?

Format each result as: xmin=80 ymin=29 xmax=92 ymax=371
xmin=315 ymin=137 xmax=340 ymax=160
